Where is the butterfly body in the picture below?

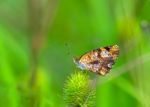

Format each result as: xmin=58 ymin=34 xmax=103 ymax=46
xmin=74 ymin=45 xmax=119 ymax=75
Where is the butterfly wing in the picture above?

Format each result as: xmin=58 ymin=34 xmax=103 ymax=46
xmin=97 ymin=45 xmax=119 ymax=75
xmin=78 ymin=48 xmax=102 ymax=73
xmin=77 ymin=45 xmax=119 ymax=75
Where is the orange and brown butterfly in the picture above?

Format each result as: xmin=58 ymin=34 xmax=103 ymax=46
xmin=73 ymin=45 xmax=119 ymax=76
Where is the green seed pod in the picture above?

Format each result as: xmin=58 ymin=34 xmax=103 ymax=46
xmin=63 ymin=71 xmax=95 ymax=107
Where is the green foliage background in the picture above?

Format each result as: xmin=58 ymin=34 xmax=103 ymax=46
xmin=0 ymin=0 xmax=150 ymax=107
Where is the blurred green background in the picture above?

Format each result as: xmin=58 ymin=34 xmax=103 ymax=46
xmin=0 ymin=0 xmax=150 ymax=107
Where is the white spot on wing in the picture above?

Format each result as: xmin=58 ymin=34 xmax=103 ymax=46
xmin=101 ymin=50 xmax=110 ymax=57
xmin=108 ymin=63 xmax=112 ymax=68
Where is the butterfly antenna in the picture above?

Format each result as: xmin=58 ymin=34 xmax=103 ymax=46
xmin=65 ymin=43 xmax=79 ymax=63
xmin=65 ymin=43 xmax=73 ymax=58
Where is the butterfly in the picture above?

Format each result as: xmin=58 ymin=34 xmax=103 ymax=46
xmin=73 ymin=45 xmax=119 ymax=76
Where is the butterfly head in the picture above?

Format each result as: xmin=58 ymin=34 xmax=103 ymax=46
xmin=73 ymin=57 xmax=86 ymax=70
